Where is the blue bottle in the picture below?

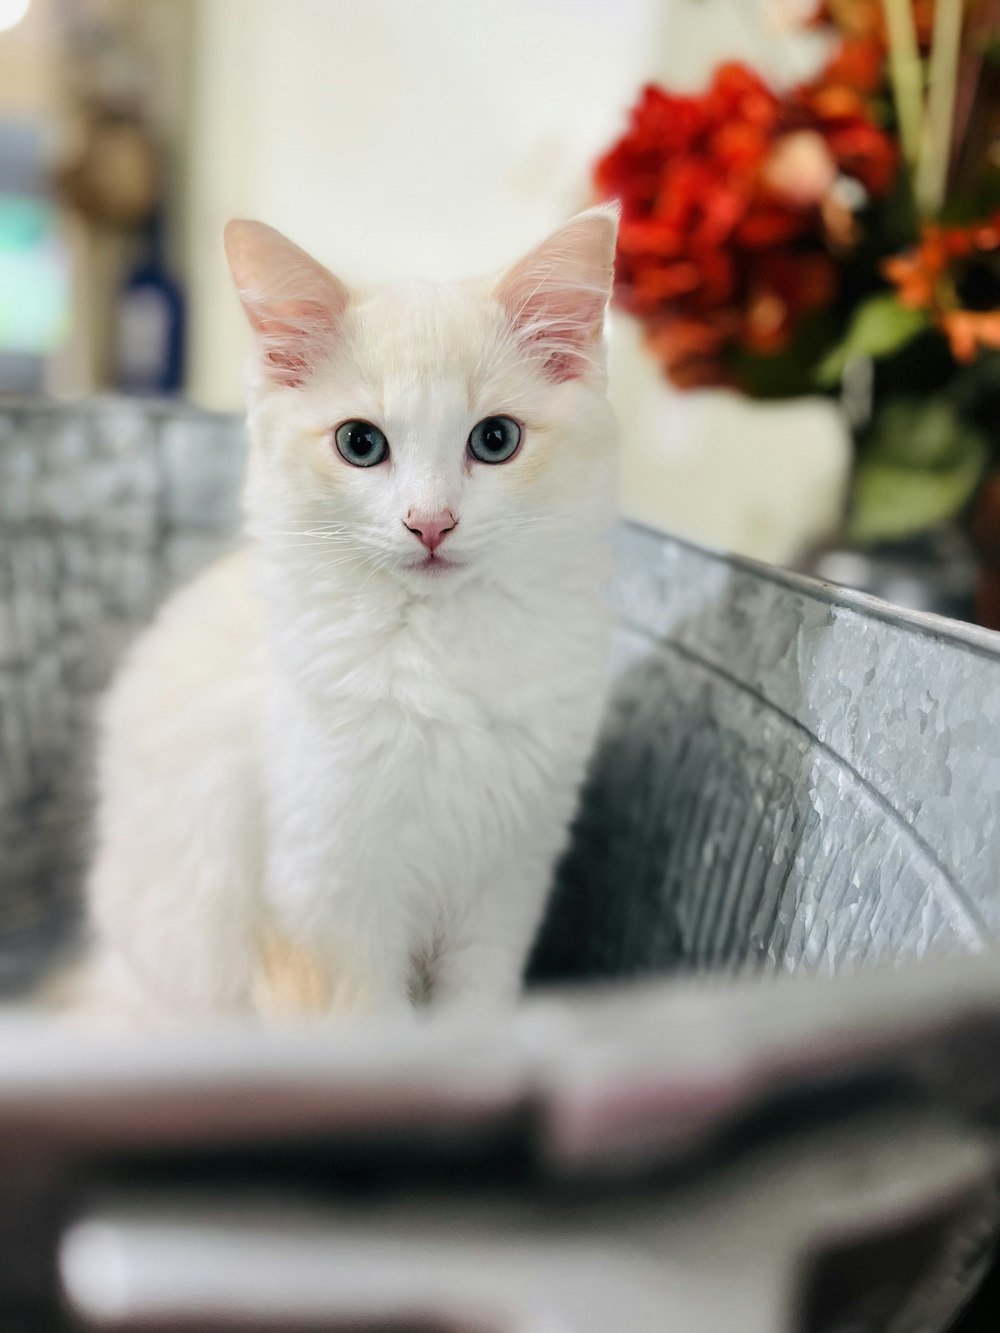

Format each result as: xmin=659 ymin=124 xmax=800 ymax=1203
xmin=115 ymin=215 xmax=185 ymax=396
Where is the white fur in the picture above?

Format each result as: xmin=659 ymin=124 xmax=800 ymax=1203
xmin=80 ymin=209 xmax=619 ymax=1025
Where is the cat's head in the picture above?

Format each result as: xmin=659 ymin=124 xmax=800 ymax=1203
xmin=225 ymin=209 xmax=619 ymax=589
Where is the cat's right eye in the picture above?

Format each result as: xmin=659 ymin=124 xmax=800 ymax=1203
xmin=334 ymin=420 xmax=390 ymax=468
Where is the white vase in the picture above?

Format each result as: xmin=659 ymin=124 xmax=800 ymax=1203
xmin=607 ymin=311 xmax=852 ymax=566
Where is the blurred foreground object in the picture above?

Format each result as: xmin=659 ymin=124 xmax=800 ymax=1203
xmin=596 ymin=0 xmax=1000 ymax=626
xmin=3 ymin=956 xmax=1000 ymax=1331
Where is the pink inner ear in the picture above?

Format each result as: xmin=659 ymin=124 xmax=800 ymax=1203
xmin=225 ymin=220 xmax=349 ymax=389
xmin=512 ymin=289 xmax=609 ymax=383
xmin=247 ymin=300 xmax=339 ymax=389
xmin=496 ymin=211 xmax=617 ymax=384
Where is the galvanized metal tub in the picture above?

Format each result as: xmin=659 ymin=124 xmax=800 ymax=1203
xmin=1 ymin=396 xmax=999 ymax=1332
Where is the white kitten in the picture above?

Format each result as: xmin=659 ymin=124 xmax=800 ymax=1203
xmin=80 ymin=208 xmax=619 ymax=1025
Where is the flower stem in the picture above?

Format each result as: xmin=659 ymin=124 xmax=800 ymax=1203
xmin=915 ymin=0 xmax=965 ymax=217
xmin=881 ymin=0 xmax=925 ymax=171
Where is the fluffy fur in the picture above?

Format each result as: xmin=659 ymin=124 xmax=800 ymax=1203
xmin=78 ymin=208 xmax=620 ymax=1025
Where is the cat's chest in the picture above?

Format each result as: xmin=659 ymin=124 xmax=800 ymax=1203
xmin=276 ymin=584 xmax=603 ymax=729
xmin=263 ymin=584 xmax=609 ymax=880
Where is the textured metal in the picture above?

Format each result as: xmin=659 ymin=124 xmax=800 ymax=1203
xmin=533 ymin=526 xmax=1000 ymax=983
xmin=0 ymin=398 xmax=243 ymax=990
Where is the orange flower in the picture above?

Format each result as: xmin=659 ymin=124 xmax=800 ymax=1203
xmin=942 ymin=311 xmax=1000 ymax=362
xmin=883 ymin=253 xmax=937 ymax=308
xmin=818 ymin=0 xmax=882 ymax=40
xmin=885 ymin=215 xmax=1000 ymax=363
xmin=812 ymin=0 xmax=938 ymax=102
xmin=816 ymin=0 xmax=934 ymax=46
xmin=883 ymin=241 xmax=946 ymax=308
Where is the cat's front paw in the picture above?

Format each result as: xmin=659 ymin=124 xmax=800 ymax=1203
xmin=253 ymin=927 xmax=396 ymax=1027
xmin=253 ymin=927 xmax=336 ymax=1025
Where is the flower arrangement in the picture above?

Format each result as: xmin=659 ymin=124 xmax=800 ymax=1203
xmin=595 ymin=0 xmax=1000 ymax=622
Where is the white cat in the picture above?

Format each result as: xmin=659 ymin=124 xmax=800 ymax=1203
xmin=79 ymin=207 xmax=620 ymax=1026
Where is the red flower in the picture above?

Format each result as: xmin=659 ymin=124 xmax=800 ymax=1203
xmin=820 ymin=35 xmax=885 ymax=94
xmin=645 ymin=314 xmax=738 ymax=389
xmin=793 ymin=83 xmax=898 ymax=195
xmin=595 ymin=60 xmax=898 ymax=387
xmin=743 ymin=251 xmax=839 ymax=353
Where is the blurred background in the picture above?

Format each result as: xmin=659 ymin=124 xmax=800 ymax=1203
xmin=1 ymin=0 xmax=998 ymax=616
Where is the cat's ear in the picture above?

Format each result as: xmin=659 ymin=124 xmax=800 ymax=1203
xmin=224 ymin=220 xmax=350 ymax=388
xmin=495 ymin=205 xmax=619 ymax=383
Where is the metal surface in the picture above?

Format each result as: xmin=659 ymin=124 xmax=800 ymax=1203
xmin=0 ymin=397 xmax=243 ymax=990
xmin=535 ymin=527 xmax=1000 ymax=983
xmin=2 ymin=396 xmax=1000 ymax=1331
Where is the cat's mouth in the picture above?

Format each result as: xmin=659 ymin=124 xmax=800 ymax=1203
xmin=407 ymin=553 xmax=465 ymax=576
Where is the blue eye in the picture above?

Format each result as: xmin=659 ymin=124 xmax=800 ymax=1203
xmin=335 ymin=420 xmax=389 ymax=467
xmin=468 ymin=416 xmax=521 ymax=465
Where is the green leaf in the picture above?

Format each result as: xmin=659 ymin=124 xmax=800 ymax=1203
xmin=847 ymin=463 xmax=983 ymax=543
xmin=846 ymin=397 xmax=988 ymax=544
xmin=817 ymin=293 xmax=931 ymax=387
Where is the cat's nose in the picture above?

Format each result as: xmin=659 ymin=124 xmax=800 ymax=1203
xmin=403 ymin=509 xmax=457 ymax=553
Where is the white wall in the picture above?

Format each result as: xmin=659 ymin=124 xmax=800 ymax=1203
xmin=187 ymin=0 xmax=656 ymax=407
xmin=186 ymin=0 xmax=848 ymax=563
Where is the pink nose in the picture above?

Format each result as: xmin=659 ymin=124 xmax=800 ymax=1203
xmin=404 ymin=509 xmax=457 ymax=553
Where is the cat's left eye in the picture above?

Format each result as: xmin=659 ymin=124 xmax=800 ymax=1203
xmin=468 ymin=416 xmax=521 ymax=465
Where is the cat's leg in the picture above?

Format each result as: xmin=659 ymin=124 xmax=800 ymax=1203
xmin=85 ymin=700 xmax=264 ymax=1021
xmin=252 ymin=913 xmax=417 ymax=1024
xmin=78 ymin=550 xmax=265 ymax=1024
xmin=86 ymin=784 xmax=263 ymax=1021
xmin=258 ymin=705 xmax=420 ymax=1024
xmin=431 ymin=936 xmax=526 ymax=1011
xmin=252 ymin=927 xmax=338 ymax=1023
xmin=430 ymin=868 xmax=550 ymax=1012
xmin=257 ymin=830 xmax=418 ymax=1024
